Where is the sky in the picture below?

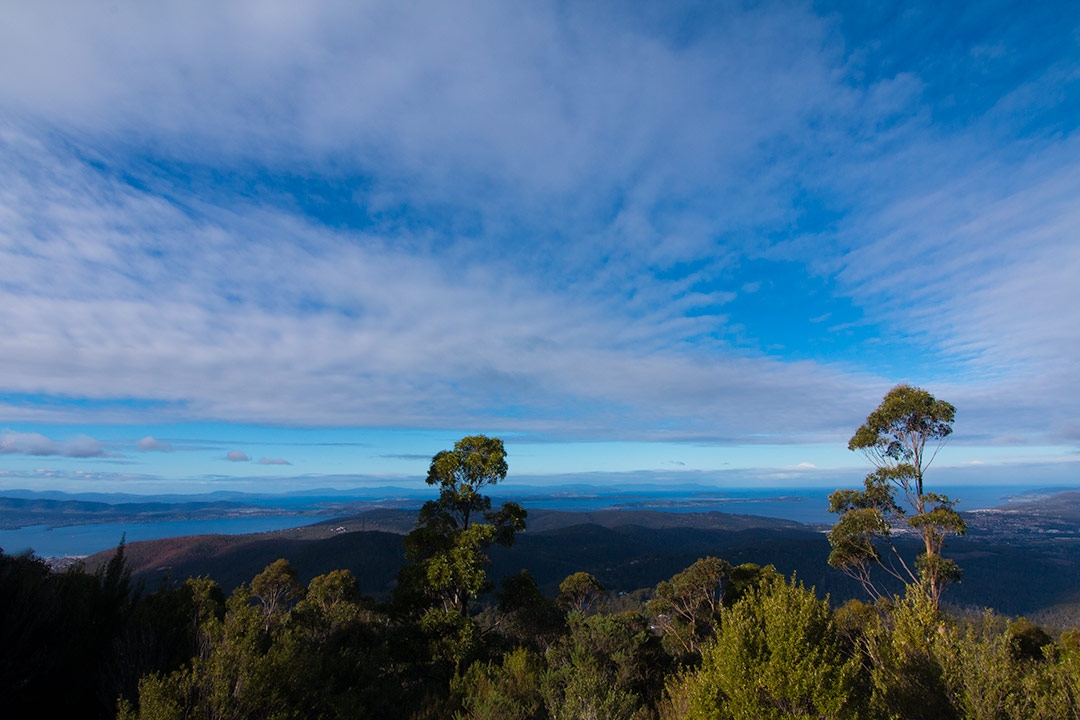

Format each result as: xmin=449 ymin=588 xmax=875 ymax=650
xmin=1 ymin=0 xmax=1078 ymax=496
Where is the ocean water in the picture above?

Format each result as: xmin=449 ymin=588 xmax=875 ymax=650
xmin=0 ymin=516 xmax=323 ymax=559
xmin=0 ymin=484 xmax=1052 ymax=558
xmin=498 ymin=484 xmax=1041 ymax=525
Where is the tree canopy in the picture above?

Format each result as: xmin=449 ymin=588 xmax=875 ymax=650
xmin=848 ymin=383 xmax=956 ymax=501
xmin=395 ymin=435 xmax=527 ymax=670
xmin=422 ymin=434 xmax=513 ymax=534
xmin=829 ymin=385 xmax=965 ymax=607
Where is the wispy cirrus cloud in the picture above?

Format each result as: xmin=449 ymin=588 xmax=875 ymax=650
xmin=0 ymin=0 xmax=1077 ymax=459
xmin=0 ymin=119 xmax=885 ymax=442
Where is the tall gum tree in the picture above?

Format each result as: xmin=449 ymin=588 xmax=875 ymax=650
xmin=827 ymin=384 xmax=966 ymax=608
xmin=397 ymin=435 xmax=527 ymax=619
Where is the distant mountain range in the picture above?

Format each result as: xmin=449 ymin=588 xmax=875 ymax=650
xmin=0 ymin=484 xmax=828 ymax=531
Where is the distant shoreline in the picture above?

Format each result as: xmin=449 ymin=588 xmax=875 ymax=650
xmin=2 ymin=484 xmax=1075 ymax=558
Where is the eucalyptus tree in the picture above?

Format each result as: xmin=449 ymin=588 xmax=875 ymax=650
xmin=648 ymin=556 xmax=731 ymax=661
xmin=395 ymin=435 xmax=526 ymax=670
xmin=827 ymin=384 xmax=966 ymax=608
xmin=557 ymin=572 xmax=606 ymax=615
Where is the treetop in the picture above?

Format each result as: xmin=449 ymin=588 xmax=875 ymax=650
xmin=848 ymin=384 xmax=956 ymax=459
xmin=426 ymin=434 xmax=509 ymax=491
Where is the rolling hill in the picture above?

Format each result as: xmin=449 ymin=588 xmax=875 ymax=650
xmin=85 ymin=503 xmax=1080 ymax=618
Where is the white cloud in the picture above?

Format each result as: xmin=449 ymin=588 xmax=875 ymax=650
xmin=0 ymin=430 xmax=107 ymax=458
xmin=226 ymin=450 xmax=250 ymax=462
xmin=258 ymin=457 xmax=291 ymax=466
xmin=0 ymin=121 xmax=890 ymax=441
xmin=827 ymin=131 xmax=1080 ymax=445
xmin=136 ymin=436 xmax=173 ymax=452
xmin=0 ymin=1 xmax=871 ymax=446
xmin=0 ymin=0 xmax=851 ymax=270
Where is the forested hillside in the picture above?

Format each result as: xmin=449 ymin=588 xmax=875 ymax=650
xmin=88 ymin=515 xmax=1080 ymax=618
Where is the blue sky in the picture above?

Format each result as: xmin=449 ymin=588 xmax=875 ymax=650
xmin=1 ymin=0 xmax=1078 ymax=495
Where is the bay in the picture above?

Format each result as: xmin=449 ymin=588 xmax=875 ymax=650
xmin=0 ymin=516 xmax=326 ymax=558
xmin=500 ymin=484 xmax=1038 ymax=525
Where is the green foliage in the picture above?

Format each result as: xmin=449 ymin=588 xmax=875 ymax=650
xmin=399 ymin=436 xmax=526 ymax=615
xmin=862 ymin=589 xmax=957 ymax=720
xmin=915 ymin=610 xmax=1080 ymax=720
xmin=251 ymin=558 xmax=304 ymax=626
xmin=422 ymin=434 xmax=514 ymax=535
xmin=833 ymin=597 xmax=884 ymax=659
xmin=395 ymin=435 xmax=527 ymax=674
xmin=124 ymin=564 xmax=392 ymax=720
xmin=648 ymin=556 xmax=731 ymax=661
xmin=935 ymin=613 xmax=1030 ymax=720
xmin=424 ymin=523 xmax=501 ymax=614
xmin=114 ymin=553 xmax=1080 ymax=720
xmin=488 ymin=570 xmax=566 ymax=655
xmin=0 ymin=542 xmax=151 ymax=719
xmin=847 ymin=383 xmax=956 ymax=470
xmin=1004 ymin=617 xmax=1053 ymax=662
xmin=121 ymin=671 xmax=195 ymax=720
xmin=721 ymin=562 xmax=781 ymax=606
xmin=680 ymin=573 xmax=868 ymax=720
xmin=11 ymin=444 xmax=1080 ymax=720
xmin=98 ymin=535 xmax=139 ymax=606
xmin=830 ymin=385 xmax=966 ymax=607
xmin=294 ymin=568 xmax=376 ymax=640
xmin=543 ymin=611 xmax=669 ymax=720
xmin=454 ymin=647 xmax=546 ymax=720
xmin=557 ymin=571 xmax=606 ymax=614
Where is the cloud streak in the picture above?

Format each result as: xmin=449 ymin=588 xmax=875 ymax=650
xmin=0 ymin=121 xmax=887 ymax=441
